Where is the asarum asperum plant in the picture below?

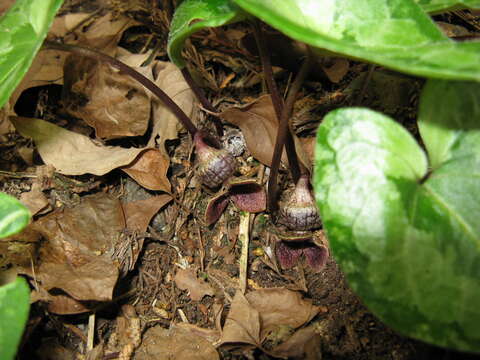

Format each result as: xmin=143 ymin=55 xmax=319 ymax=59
xmin=279 ymin=175 xmax=321 ymax=231
xmin=194 ymin=131 xmax=236 ymax=189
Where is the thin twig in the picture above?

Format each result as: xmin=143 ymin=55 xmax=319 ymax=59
xmin=252 ymin=20 xmax=301 ymax=182
xmin=43 ymin=41 xmax=198 ymax=136
xmin=238 ymin=211 xmax=250 ymax=294
xmin=268 ymin=52 xmax=313 ymax=211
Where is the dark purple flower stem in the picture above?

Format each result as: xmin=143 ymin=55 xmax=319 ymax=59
xmin=43 ymin=40 xmax=198 ymax=136
xmin=252 ymin=20 xmax=301 ymax=184
xmin=268 ymin=52 xmax=312 ymax=212
xmin=181 ymin=67 xmax=224 ymax=136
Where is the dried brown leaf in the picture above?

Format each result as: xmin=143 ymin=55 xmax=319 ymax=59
xmin=219 ymin=95 xmax=310 ymax=169
xmin=174 ymin=268 xmax=215 ymax=301
xmin=31 ymin=193 xmax=124 ymax=301
xmin=246 ymin=288 xmax=320 ymax=342
xmin=218 ymin=291 xmax=261 ymax=347
xmin=63 ymin=57 xmax=151 ymax=139
xmin=10 ymin=117 xmax=145 ymax=175
xmin=133 ymin=325 xmax=219 ymax=360
xmin=123 ymin=194 xmax=172 ymax=232
xmin=270 ymin=324 xmax=322 ymax=359
xmin=121 ymin=149 xmax=171 ymax=192
xmin=322 ymin=58 xmax=349 ymax=83
xmin=148 ymin=61 xmax=196 ymax=148
xmin=20 ymin=184 xmax=50 ymax=216
xmin=10 ymin=13 xmax=134 ymax=107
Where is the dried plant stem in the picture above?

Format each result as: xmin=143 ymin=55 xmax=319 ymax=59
xmin=268 ymin=53 xmax=312 ymax=211
xmin=181 ymin=67 xmax=224 ymax=136
xmin=44 ymin=41 xmax=198 ymax=136
xmin=238 ymin=211 xmax=250 ymax=294
xmin=252 ymin=20 xmax=301 ymax=183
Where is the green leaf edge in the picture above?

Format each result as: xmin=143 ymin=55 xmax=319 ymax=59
xmin=167 ymin=0 xmax=247 ymax=68
xmin=0 ymin=277 xmax=30 ymax=360
xmin=0 ymin=0 xmax=65 ymax=108
xmin=0 ymin=193 xmax=31 ymax=239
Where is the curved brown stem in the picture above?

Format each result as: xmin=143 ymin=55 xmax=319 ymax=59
xmin=252 ymin=20 xmax=301 ymax=183
xmin=181 ymin=67 xmax=224 ymax=136
xmin=268 ymin=52 xmax=312 ymax=212
xmin=43 ymin=40 xmax=198 ymax=136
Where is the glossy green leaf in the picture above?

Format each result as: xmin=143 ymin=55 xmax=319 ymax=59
xmin=313 ymin=80 xmax=480 ymax=351
xmin=167 ymin=0 xmax=246 ymax=67
xmin=0 ymin=277 xmax=30 ymax=360
xmin=0 ymin=0 xmax=64 ymax=108
xmin=232 ymin=0 xmax=480 ymax=81
xmin=415 ymin=0 xmax=480 ymax=13
xmin=0 ymin=193 xmax=30 ymax=238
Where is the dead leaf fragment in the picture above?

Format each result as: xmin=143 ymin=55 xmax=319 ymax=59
xmin=218 ymin=291 xmax=261 ymax=347
xmin=246 ymin=288 xmax=320 ymax=342
xmin=11 ymin=117 xmax=145 ymax=175
xmin=123 ymin=194 xmax=172 ymax=232
xmin=219 ymin=95 xmax=310 ymax=169
xmin=322 ymin=58 xmax=349 ymax=83
xmin=219 ymin=288 xmax=320 ymax=348
xmin=133 ymin=325 xmax=219 ymax=360
xmin=149 ymin=61 xmax=196 ymax=148
xmin=20 ymin=184 xmax=50 ymax=215
xmin=63 ymin=56 xmax=151 ymax=139
xmin=30 ymin=193 xmax=124 ymax=301
xmin=174 ymin=268 xmax=215 ymax=301
xmin=121 ymin=149 xmax=171 ymax=192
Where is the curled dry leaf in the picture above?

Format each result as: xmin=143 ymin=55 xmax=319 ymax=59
xmin=63 ymin=55 xmax=152 ymax=139
xmin=19 ymin=184 xmax=50 ymax=216
xmin=270 ymin=323 xmax=322 ymax=359
xmin=133 ymin=325 xmax=219 ymax=360
xmin=121 ymin=149 xmax=171 ymax=192
xmin=219 ymin=291 xmax=261 ymax=347
xmin=11 ymin=115 xmax=172 ymax=191
xmin=27 ymin=193 xmax=124 ymax=302
xmin=219 ymin=288 xmax=320 ymax=347
xmin=149 ymin=61 xmax=196 ymax=148
xmin=10 ymin=13 xmax=135 ymax=107
xmin=174 ymin=268 xmax=215 ymax=301
xmin=122 ymin=194 xmax=172 ymax=232
xmin=219 ymin=95 xmax=310 ymax=169
xmin=31 ymin=288 xmax=91 ymax=315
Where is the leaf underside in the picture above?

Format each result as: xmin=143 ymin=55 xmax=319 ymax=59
xmin=232 ymin=0 xmax=480 ymax=81
xmin=313 ymin=80 xmax=480 ymax=352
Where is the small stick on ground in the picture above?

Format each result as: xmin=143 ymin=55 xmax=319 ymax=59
xmin=238 ymin=211 xmax=250 ymax=294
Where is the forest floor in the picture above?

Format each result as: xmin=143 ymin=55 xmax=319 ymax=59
xmin=2 ymin=0 xmax=480 ymax=359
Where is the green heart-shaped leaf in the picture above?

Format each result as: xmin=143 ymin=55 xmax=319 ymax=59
xmin=313 ymin=80 xmax=480 ymax=351
xmin=0 ymin=277 xmax=30 ymax=360
xmin=0 ymin=0 xmax=65 ymax=108
xmin=0 ymin=193 xmax=30 ymax=238
xmin=167 ymin=0 xmax=246 ymax=67
xmin=232 ymin=0 xmax=480 ymax=81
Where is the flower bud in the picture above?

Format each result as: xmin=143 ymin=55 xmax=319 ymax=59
xmin=279 ymin=175 xmax=321 ymax=231
xmin=194 ymin=131 xmax=236 ymax=188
